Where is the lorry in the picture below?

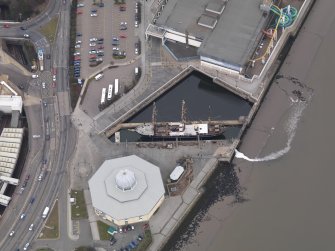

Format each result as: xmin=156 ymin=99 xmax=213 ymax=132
xmin=42 ymin=206 xmax=50 ymax=218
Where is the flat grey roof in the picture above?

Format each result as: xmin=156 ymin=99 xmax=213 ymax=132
xmin=156 ymin=0 xmax=211 ymax=40
xmin=89 ymin=155 xmax=165 ymax=220
xmin=156 ymin=0 xmax=265 ymax=67
xmin=199 ymin=0 xmax=265 ymax=67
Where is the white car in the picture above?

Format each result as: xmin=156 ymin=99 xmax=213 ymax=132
xmin=75 ymin=44 xmax=81 ymax=49
xmin=32 ymin=74 xmax=38 ymax=79
xmin=89 ymin=37 xmax=97 ymax=42
xmin=135 ymin=48 xmax=139 ymax=55
xmin=42 ymin=82 xmax=46 ymax=89
xmin=53 ymin=75 xmax=56 ymax=81
xmin=73 ymin=52 xmax=81 ymax=56
xmin=90 ymin=13 xmax=98 ymax=17
xmin=97 ymin=50 xmax=104 ymax=53
xmin=112 ymin=47 xmax=119 ymax=51
xmin=120 ymin=22 xmax=127 ymax=25
xmin=89 ymin=50 xmax=97 ymax=54
xmin=89 ymin=43 xmax=96 ymax=47
xmin=20 ymin=213 xmax=26 ymax=219
xmin=23 ymin=34 xmax=30 ymax=38
xmin=135 ymin=21 xmax=139 ymax=28
xmin=29 ymin=224 xmax=34 ymax=231
xmin=23 ymin=243 xmax=30 ymax=251
xmin=9 ymin=230 xmax=15 ymax=237
xmin=77 ymin=3 xmax=84 ymax=7
xmin=76 ymin=40 xmax=82 ymax=44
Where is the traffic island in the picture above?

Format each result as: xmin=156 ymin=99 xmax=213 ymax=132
xmin=38 ymin=15 xmax=59 ymax=45
xmin=39 ymin=200 xmax=59 ymax=239
xmin=71 ymin=189 xmax=88 ymax=220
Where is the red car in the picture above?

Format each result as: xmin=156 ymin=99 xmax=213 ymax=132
xmin=77 ymin=10 xmax=83 ymax=14
xmin=74 ymin=56 xmax=81 ymax=61
xmin=98 ymin=45 xmax=104 ymax=49
xmin=25 ymin=174 xmax=30 ymax=181
xmin=3 ymin=24 xmax=10 ymax=28
xmin=89 ymin=54 xmax=97 ymax=59
xmin=120 ymin=34 xmax=127 ymax=38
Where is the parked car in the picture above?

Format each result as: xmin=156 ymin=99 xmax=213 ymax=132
xmin=23 ymin=34 xmax=30 ymax=38
xmin=126 ymin=225 xmax=135 ymax=231
xmin=91 ymin=9 xmax=97 ymax=13
xmin=89 ymin=50 xmax=97 ymax=54
xmin=76 ymin=32 xmax=82 ymax=36
xmin=98 ymin=2 xmax=104 ymax=7
xmin=76 ymin=40 xmax=82 ymax=44
xmin=89 ymin=37 xmax=97 ymax=42
xmin=32 ymin=74 xmax=39 ymax=79
xmin=98 ymin=45 xmax=104 ymax=49
xmin=97 ymin=40 xmax=104 ymax=44
xmin=75 ymin=44 xmax=81 ymax=49
xmin=89 ymin=43 xmax=96 ymax=47
xmin=77 ymin=3 xmax=84 ymax=7
xmin=98 ymin=38 xmax=104 ymax=41
xmin=23 ymin=242 xmax=30 ymax=251
xmin=90 ymin=13 xmax=98 ymax=17
xmin=25 ymin=174 xmax=30 ymax=181
xmin=120 ymin=34 xmax=127 ymax=38
xmin=119 ymin=5 xmax=126 ymax=11
xmin=113 ymin=47 xmax=119 ymax=51
xmin=77 ymin=10 xmax=83 ymax=14
xmin=20 ymin=26 xmax=27 ymax=30
xmin=9 ymin=230 xmax=15 ymax=237
xmin=42 ymin=82 xmax=46 ymax=89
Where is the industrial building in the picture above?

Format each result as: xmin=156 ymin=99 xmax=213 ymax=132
xmin=146 ymin=0 xmax=275 ymax=74
xmin=89 ymin=155 xmax=165 ymax=226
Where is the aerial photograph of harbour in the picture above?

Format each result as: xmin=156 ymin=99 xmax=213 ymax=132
xmin=0 ymin=0 xmax=334 ymax=251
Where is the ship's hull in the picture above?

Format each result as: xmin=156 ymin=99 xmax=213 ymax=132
xmin=138 ymin=133 xmax=223 ymax=140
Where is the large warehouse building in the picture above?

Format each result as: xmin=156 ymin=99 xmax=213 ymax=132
xmin=146 ymin=0 xmax=267 ymax=73
xmin=88 ymin=155 xmax=165 ymax=226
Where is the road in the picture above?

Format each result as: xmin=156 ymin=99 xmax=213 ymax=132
xmin=0 ymin=1 xmax=77 ymax=250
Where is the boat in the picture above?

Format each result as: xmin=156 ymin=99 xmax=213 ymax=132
xmin=134 ymin=101 xmax=225 ymax=139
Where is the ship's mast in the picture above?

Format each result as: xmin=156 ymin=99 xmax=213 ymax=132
xmin=181 ymin=100 xmax=187 ymax=124
xmin=152 ymin=102 xmax=157 ymax=133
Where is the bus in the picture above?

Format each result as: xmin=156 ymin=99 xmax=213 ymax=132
xmin=114 ymin=79 xmax=119 ymax=95
xmin=95 ymin=73 xmax=103 ymax=80
xmin=42 ymin=206 xmax=50 ymax=218
xmin=101 ymin=88 xmax=106 ymax=104
xmin=107 ymin=84 xmax=113 ymax=100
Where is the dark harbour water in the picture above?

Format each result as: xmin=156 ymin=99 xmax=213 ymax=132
xmin=110 ymin=71 xmax=252 ymax=142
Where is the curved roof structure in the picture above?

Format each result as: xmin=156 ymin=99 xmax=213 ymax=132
xmin=89 ymin=155 xmax=165 ymax=220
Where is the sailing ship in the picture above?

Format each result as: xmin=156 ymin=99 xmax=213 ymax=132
xmin=134 ymin=101 xmax=225 ymax=139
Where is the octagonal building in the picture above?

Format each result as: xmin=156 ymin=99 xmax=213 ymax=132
xmin=88 ymin=155 xmax=165 ymax=226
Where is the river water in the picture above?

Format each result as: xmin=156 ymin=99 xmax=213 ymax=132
xmin=163 ymin=1 xmax=335 ymax=250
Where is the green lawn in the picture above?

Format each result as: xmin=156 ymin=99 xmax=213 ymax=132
xmin=39 ymin=15 xmax=59 ymax=44
xmin=39 ymin=200 xmax=59 ymax=239
xmin=97 ymin=220 xmax=113 ymax=240
xmin=71 ymin=190 xmax=88 ymax=220
xmin=134 ymin=230 xmax=153 ymax=251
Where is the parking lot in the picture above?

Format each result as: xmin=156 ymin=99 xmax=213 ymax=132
xmin=74 ymin=0 xmax=143 ymax=117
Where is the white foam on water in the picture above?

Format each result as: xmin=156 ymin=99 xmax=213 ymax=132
xmin=235 ymin=101 xmax=307 ymax=162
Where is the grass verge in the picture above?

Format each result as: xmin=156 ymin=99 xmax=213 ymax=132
xmin=71 ymin=190 xmax=88 ymax=220
xmin=39 ymin=15 xmax=59 ymax=45
xmin=97 ymin=220 xmax=112 ymax=240
xmin=39 ymin=200 xmax=59 ymax=239
xmin=134 ymin=230 xmax=153 ymax=251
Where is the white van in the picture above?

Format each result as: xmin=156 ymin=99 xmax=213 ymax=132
xmin=135 ymin=67 xmax=139 ymax=75
xmin=95 ymin=73 xmax=103 ymax=80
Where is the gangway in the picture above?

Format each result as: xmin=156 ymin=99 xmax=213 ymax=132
xmin=0 ymin=176 xmax=19 ymax=186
